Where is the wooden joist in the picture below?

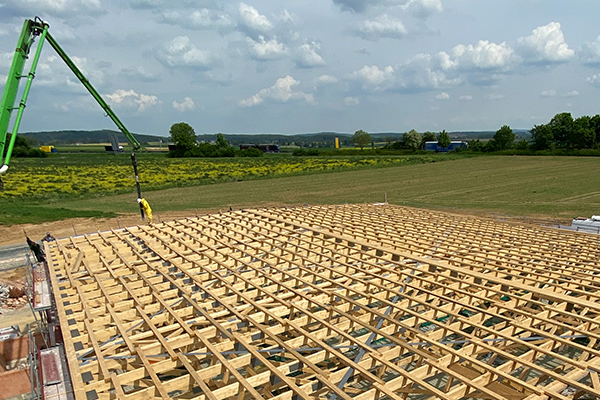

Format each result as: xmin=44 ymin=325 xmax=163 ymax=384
xmin=44 ymin=204 xmax=600 ymax=400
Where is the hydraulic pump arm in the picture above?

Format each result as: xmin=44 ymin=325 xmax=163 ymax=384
xmin=0 ymin=18 xmax=146 ymax=219
xmin=0 ymin=18 xmax=141 ymax=169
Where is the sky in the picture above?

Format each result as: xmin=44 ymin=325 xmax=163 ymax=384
xmin=1 ymin=0 xmax=600 ymax=137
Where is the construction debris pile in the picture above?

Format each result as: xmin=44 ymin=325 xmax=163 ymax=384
xmin=43 ymin=204 xmax=600 ymax=400
xmin=0 ymin=281 xmax=26 ymax=310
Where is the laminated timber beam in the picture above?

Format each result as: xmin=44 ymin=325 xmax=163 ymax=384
xmin=43 ymin=204 xmax=600 ymax=400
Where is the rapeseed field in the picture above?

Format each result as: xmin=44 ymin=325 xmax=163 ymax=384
xmin=1 ymin=155 xmax=426 ymax=199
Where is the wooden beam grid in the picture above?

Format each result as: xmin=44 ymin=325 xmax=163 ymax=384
xmin=44 ymin=204 xmax=600 ymax=400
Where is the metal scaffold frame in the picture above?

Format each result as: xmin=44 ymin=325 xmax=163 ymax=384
xmin=42 ymin=204 xmax=600 ymax=400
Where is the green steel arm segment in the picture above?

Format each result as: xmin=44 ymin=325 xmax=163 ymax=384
xmin=0 ymin=18 xmax=141 ymax=176
xmin=0 ymin=19 xmax=42 ymax=173
xmin=0 ymin=18 xmax=145 ymax=218
xmin=43 ymin=31 xmax=141 ymax=151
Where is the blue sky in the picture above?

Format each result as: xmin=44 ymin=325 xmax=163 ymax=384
xmin=1 ymin=0 xmax=600 ymax=136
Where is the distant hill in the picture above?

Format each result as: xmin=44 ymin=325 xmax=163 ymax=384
xmin=21 ymin=130 xmax=165 ymax=145
xmin=20 ymin=129 xmax=530 ymax=147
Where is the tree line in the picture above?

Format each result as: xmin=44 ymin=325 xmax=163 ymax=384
xmin=530 ymin=113 xmax=600 ymax=150
xmin=469 ymin=112 xmax=600 ymax=152
xmin=366 ymin=112 xmax=600 ymax=154
xmin=353 ymin=129 xmax=452 ymax=151
xmin=169 ymin=122 xmax=262 ymax=157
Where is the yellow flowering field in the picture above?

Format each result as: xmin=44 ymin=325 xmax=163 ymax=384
xmin=0 ymin=155 xmax=428 ymax=200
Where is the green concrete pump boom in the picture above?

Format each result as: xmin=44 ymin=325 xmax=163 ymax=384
xmin=0 ymin=18 xmax=146 ymax=219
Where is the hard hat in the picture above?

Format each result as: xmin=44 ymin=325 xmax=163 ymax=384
xmin=137 ymin=198 xmax=142 ymax=203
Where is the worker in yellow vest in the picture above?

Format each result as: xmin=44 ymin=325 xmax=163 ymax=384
xmin=137 ymin=198 xmax=153 ymax=224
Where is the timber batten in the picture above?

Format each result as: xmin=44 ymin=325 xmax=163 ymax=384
xmin=44 ymin=204 xmax=600 ymax=400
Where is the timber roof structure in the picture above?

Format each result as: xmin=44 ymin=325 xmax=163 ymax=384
xmin=44 ymin=204 xmax=600 ymax=400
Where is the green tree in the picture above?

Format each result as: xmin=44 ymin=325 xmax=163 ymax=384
xmin=170 ymin=122 xmax=197 ymax=149
xmin=549 ymin=112 xmax=573 ymax=148
xmin=591 ymin=115 xmax=600 ymax=148
xmin=421 ymin=131 xmax=437 ymax=149
xmin=514 ymin=139 xmax=530 ymax=150
xmin=353 ymin=129 xmax=371 ymax=150
xmin=467 ymin=139 xmax=486 ymax=152
xmin=403 ymin=129 xmax=422 ymax=151
xmin=3 ymin=134 xmax=45 ymax=158
xmin=437 ymin=130 xmax=451 ymax=148
xmin=530 ymin=124 xmax=553 ymax=150
xmin=215 ymin=133 xmax=228 ymax=149
xmin=491 ymin=125 xmax=515 ymax=150
xmin=570 ymin=116 xmax=595 ymax=149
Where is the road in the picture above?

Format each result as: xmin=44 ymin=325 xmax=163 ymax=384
xmin=0 ymin=243 xmax=29 ymax=272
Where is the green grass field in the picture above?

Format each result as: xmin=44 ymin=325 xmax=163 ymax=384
xmin=2 ymin=155 xmax=600 ymax=225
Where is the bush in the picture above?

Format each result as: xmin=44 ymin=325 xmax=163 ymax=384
xmin=217 ymin=146 xmax=236 ymax=157
xmin=169 ymin=143 xmax=236 ymax=158
xmin=292 ymin=148 xmax=320 ymax=156
xmin=10 ymin=146 xmax=47 ymax=158
xmin=240 ymin=148 xmax=263 ymax=157
xmin=384 ymin=141 xmax=405 ymax=150
xmin=26 ymin=149 xmax=48 ymax=158
xmin=514 ymin=140 xmax=530 ymax=150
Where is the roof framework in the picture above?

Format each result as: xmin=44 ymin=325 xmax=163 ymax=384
xmin=44 ymin=204 xmax=600 ymax=400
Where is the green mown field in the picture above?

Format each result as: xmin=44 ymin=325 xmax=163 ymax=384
xmin=1 ymin=154 xmax=600 ymax=225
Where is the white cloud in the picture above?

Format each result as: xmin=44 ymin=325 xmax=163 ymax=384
xmin=485 ymin=93 xmax=505 ymax=100
xmin=540 ymin=90 xmax=557 ymax=97
xmin=120 ymin=66 xmax=160 ymax=82
xmin=351 ymin=65 xmax=395 ymax=90
xmin=238 ymin=2 xmax=273 ymax=38
xmin=4 ymin=0 xmax=102 ymax=16
xmin=440 ymin=40 xmax=514 ymax=71
xmin=580 ymin=35 xmax=600 ymax=66
xmin=34 ymin=55 xmax=105 ymax=92
xmin=105 ymin=89 xmax=159 ymax=112
xmin=295 ymin=41 xmax=326 ymax=68
xmin=0 ymin=52 xmax=12 ymax=68
xmin=435 ymin=92 xmax=449 ymax=99
xmin=130 ymin=0 xmax=161 ymax=9
xmin=173 ymin=97 xmax=196 ymax=112
xmin=159 ymin=9 xmax=235 ymax=31
xmin=517 ymin=22 xmax=574 ymax=64
xmin=344 ymin=96 xmax=359 ymax=106
xmin=345 ymin=35 xmax=525 ymax=96
xmin=396 ymin=53 xmax=460 ymax=91
xmin=0 ymin=28 xmax=7 ymax=36
xmin=459 ymin=95 xmax=472 ymax=100
xmin=562 ymin=90 xmax=579 ymax=97
xmin=356 ymin=14 xmax=407 ymax=40
xmin=156 ymin=36 xmax=220 ymax=70
xmin=404 ymin=0 xmax=442 ymax=19
xmin=276 ymin=9 xmax=297 ymax=25
xmin=316 ymin=75 xmax=339 ymax=85
xmin=247 ymin=36 xmax=287 ymax=61
xmin=333 ymin=0 xmax=441 ymax=17
xmin=333 ymin=0 xmax=379 ymax=13
xmin=240 ymin=76 xmax=314 ymax=107
xmin=586 ymin=74 xmax=600 ymax=87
